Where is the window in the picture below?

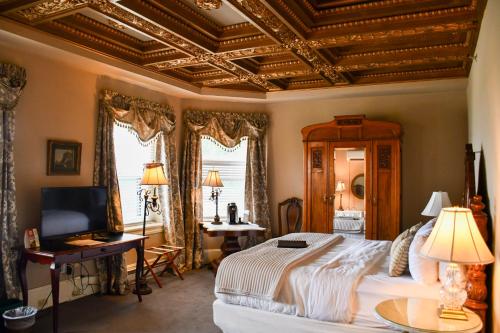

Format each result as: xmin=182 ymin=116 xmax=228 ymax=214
xmin=201 ymin=137 xmax=248 ymax=221
xmin=113 ymin=124 xmax=160 ymax=225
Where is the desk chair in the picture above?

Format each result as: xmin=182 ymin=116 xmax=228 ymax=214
xmin=278 ymin=197 xmax=303 ymax=236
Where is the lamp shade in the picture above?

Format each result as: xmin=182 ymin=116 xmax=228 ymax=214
xmin=420 ymin=207 xmax=494 ymax=264
xmin=421 ymin=191 xmax=452 ymax=217
xmin=140 ymin=162 xmax=169 ymax=186
xmin=203 ymin=170 xmax=224 ymax=187
xmin=335 ymin=180 xmax=346 ymax=192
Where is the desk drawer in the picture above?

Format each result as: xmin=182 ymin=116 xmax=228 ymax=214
xmin=82 ymin=245 xmax=123 ymax=259
xmin=55 ymin=253 xmax=82 ymax=264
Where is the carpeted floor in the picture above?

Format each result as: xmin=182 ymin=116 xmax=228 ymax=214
xmin=34 ymin=268 xmax=222 ymax=333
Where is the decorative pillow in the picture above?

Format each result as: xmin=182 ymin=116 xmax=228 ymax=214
xmin=409 ymin=218 xmax=439 ymax=284
xmin=389 ymin=222 xmax=424 ymax=277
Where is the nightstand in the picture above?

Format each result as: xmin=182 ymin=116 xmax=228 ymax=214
xmin=374 ymin=298 xmax=482 ymax=333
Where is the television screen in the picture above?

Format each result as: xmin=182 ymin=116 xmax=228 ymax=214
xmin=41 ymin=186 xmax=108 ymax=239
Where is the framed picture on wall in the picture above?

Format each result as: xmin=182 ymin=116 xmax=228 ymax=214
xmin=47 ymin=140 xmax=82 ymax=175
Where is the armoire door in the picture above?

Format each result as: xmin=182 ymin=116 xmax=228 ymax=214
xmin=372 ymin=140 xmax=401 ymax=240
xmin=305 ymin=142 xmax=329 ymax=233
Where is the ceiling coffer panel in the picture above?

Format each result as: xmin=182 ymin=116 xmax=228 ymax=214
xmin=1 ymin=0 xmax=486 ymax=92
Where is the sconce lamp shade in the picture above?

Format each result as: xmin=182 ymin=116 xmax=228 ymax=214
xmin=335 ymin=180 xmax=346 ymax=192
xmin=421 ymin=191 xmax=452 ymax=217
xmin=420 ymin=207 xmax=494 ymax=265
xmin=140 ymin=162 xmax=169 ymax=186
xmin=203 ymin=170 xmax=224 ymax=187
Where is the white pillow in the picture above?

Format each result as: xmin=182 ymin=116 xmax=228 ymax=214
xmin=409 ymin=219 xmax=439 ymax=284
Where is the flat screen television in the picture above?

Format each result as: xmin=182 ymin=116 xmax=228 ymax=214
xmin=40 ymin=186 xmax=108 ymax=240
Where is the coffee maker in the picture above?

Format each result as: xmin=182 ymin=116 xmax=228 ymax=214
xmin=227 ymin=203 xmax=238 ymax=224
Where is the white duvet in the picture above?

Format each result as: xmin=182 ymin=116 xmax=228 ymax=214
xmin=216 ymin=237 xmax=441 ymax=327
xmin=306 ymin=240 xmax=390 ymax=322
xmin=216 ymin=235 xmax=391 ymax=323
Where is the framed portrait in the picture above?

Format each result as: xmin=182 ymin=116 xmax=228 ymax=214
xmin=47 ymin=140 xmax=82 ymax=175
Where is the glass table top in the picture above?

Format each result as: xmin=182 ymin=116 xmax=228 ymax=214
xmin=374 ymin=298 xmax=482 ymax=333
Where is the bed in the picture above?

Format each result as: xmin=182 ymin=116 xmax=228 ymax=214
xmin=333 ymin=210 xmax=365 ymax=236
xmin=212 ymin=144 xmax=491 ymax=333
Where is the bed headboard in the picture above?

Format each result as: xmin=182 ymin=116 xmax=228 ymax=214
xmin=464 ymin=143 xmax=489 ymax=327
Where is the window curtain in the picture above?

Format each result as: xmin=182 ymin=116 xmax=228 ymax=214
xmin=181 ymin=110 xmax=271 ymax=270
xmin=94 ymin=89 xmax=184 ymax=294
xmin=0 ymin=63 xmax=26 ymax=300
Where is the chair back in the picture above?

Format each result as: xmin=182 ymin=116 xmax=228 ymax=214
xmin=278 ymin=197 xmax=303 ymax=236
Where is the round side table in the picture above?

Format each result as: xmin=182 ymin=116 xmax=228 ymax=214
xmin=374 ymin=298 xmax=482 ymax=333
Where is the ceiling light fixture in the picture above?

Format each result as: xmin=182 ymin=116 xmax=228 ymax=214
xmin=195 ymin=0 xmax=222 ymax=10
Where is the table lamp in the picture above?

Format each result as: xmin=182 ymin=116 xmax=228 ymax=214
xmin=420 ymin=207 xmax=494 ymax=320
xmin=335 ymin=180 xmax=346 ymax=211
xmin=421 ymin=191 xmax=452 ymax=217
xmin=203 ymin=170 xmax=224 ymax=224
xmin=133 ymin=162 xmax=169 ymax=295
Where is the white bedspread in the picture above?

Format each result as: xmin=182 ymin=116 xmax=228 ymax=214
xmin=334 ymin=217 xmax=365 ymax=233
xmin=215 ymin=233 xmax=342 ymax=300
xmin=216 ymin=237 xmax=440 ymax=328
xmin=306 ymin=240 xmax=390 ymax=322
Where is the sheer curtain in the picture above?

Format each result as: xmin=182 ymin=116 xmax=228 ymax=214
xmin=181 ymin=110 xmax=271 ymax=270
xmin=94 ymin=89 xmax=184 ymax=294
xmin=0 ymin=63 xmax=26 ymax=300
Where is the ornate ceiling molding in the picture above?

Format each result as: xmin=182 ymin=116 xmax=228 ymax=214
xmin=16 ymin=0 xmax=88 ymax=21
xmin=2 ymin=0 xmax=485 ymax=92
xmin=195 ymin=0 xmax=222 ymax=11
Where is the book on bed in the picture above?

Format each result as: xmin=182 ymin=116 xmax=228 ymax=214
xmin=277 ymin=240 xmax=308 ymax=248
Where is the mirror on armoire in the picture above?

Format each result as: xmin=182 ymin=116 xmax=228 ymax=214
xmin=332 ymin=148 xmax=366 ymax=239
xmin=302 ymin=115 xmax=401 ymax=241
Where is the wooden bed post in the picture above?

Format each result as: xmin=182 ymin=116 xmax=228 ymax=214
xmin=463 ymin=144 xmax=489 ymax=328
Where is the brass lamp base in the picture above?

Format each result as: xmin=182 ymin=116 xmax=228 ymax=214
xmin=211 ymin=215 xmax=222 ymax=225
xmin=439 ymin=307 xmax=468 ymax=321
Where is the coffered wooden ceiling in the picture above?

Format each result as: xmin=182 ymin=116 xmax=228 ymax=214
xmin=0 ymin=0 xmax=486 ymax=93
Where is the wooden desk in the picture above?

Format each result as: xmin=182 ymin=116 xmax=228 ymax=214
xmin=200 ymin=222 xmax=265 ymax=274
xmin=19 ymin=233 xmax=147 ymax=333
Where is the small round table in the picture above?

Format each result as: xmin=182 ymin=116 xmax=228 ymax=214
xmin=199 ymin=222 xmax=265 ymax=274
xmin=374 ymin=298 xmax=482 ymax=333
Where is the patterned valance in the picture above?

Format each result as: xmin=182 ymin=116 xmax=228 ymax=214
xmin=185 ymin=110 xmax=268 ymax=129
xmin=0 ymin=63 xmax=27 ymax=110
xmin=100 ymin=89 xmax=175 ymax=143
xmin=184 ymin=110 xmax=268 ymax=149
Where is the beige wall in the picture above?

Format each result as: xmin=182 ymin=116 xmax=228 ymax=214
xmin=0 ymin=40 xmax=183 ymax=288
xmin=467 ymin=0 xmax=500 ymax=331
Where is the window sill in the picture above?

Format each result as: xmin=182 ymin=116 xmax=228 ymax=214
xmin=124 ymin=222 xmax=163 ymax=235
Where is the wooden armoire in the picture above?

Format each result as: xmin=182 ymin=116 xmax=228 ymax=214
xmin=302 ymin=115 xmax=402 ymax=240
